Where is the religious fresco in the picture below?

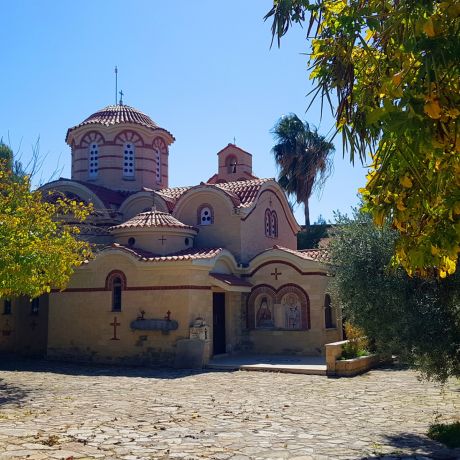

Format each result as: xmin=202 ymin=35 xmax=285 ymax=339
xmin=255 ymin=296 xmax=275 ymax=328
xmin=282 ymin=293 xmax=301 ymax=329
xmin=247 ymin=284 xmax=310 ymax=331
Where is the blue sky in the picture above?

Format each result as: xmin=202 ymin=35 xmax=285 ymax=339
xmin=0 ymin=0 xmax=366 ymax=224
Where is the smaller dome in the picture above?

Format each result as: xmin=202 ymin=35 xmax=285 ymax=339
xmin=109 ymin=210 xmax=196 ymax=232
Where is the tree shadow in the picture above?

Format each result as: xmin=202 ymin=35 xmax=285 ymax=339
xmin=0 ymin=357 xmax=222 ymax=380
xmin=0 ymin=379 xmax=27 ymax=406
xmin=359 ymin=432 xmax=460 ymax=459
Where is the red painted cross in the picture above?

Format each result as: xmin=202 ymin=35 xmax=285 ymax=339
xmin=271 ymin=268 xmax=282 ymax=280
xmin=110 ymin=316 xmax=121 ymax=341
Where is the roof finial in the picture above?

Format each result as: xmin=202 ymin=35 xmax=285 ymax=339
xmin=233 ymin=136 xmax=236 ymax=145
xmin=119 ymin=89 xmax=124 ymax=106
xmin=114 ymin=66 xmax=118 ymax=105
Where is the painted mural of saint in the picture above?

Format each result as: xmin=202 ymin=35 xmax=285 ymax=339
xmin=284 ymin=294 xmax=301 ymax=329
xmin=256 ymin=296 xmax=274 ymax=328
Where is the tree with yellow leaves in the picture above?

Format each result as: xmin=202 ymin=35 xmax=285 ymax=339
xmin=0 ymin=161 xmax=93 ymax=299
xmin=265 ymin=0 xmax=460 ymax=277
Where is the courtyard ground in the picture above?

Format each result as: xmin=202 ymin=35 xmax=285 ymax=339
xmin=0 ymin=360 xmax=458 ymax=460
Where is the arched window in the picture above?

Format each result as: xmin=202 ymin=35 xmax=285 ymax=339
xmin=88 ymin=143 xmax=99 ymax=179
xmin=324 ymin=294 xmax=335 ymax=328
xmin=264 ymin=209 xmax=271 ymax=236
xmin=226 ymin=156 xmax=238 ymax=174
xmin=123 ymin=143 xmax=135 ymax=178
xmin=112 ymin=277 xmax=122 ymax=312
xmin=105 ymin=270 xmax=126 ymax=311
xmin=198 ymin=204 xmax=214 ymax=225
xmin=265 ymin=209 xmax=278 ymax=238
xmin=270 ymin=211 xmax=278 ymax=238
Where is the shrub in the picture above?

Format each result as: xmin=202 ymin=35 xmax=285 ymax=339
xmin=341 ymin=322 xmax=369 ymax=360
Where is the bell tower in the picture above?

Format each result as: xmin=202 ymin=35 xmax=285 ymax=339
xmin=208 ymin=143 xmax=256 ymax=183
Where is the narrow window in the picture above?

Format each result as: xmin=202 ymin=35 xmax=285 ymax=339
xmin=3 ymin=299 xmax=11 ymax=315
xmin=155 ymin=148 xmax=161 ymax=183
xmin=270 ymin=211 xmax=278 ymax=238
xmin=31 ymin=298 xmax=39 ymax=315
xmin=112 ymin=277 xmax=122 ymax=312
xmin=88 ymin=143 xmax=99 ymax=179
xmin=265 ymin=209 xmax=271 ymax=237
xmin=199 ymin=206 xmax=213 ymax=225
xmin=123 ymin=143 xmax=135 ymax=178
xmin=324 ymin=294 xmax=335 ymax=328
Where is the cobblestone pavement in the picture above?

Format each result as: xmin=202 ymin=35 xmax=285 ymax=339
xmin=0 ymin=361 xmax=459 ymax=460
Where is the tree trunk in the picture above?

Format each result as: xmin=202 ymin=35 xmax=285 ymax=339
xmin=304 ymin=199 xmax=310 ymax=229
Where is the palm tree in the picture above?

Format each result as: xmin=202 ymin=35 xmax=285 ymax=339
xmin=271 ymin=114 xmax=335 ymax=228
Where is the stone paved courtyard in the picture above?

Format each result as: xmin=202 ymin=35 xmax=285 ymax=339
xmin=0 ymin=361 xmax=459 ymax=460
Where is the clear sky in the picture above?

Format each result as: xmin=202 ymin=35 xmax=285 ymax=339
xmin=0 ymin=0 xmax=366 ymax=224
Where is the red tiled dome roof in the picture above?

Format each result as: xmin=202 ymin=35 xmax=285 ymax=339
xmin=65 ymin=105 xmax=174 ymax=142
xmin=109 ymin=210 xmax=197 ymax=232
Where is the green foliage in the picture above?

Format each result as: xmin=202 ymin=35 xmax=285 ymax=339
xmin=297 ymin=223 xmax=329 ymax=249
xmin=328 ymin=208 xmax=460 ymax=381
xmin=265 ymin=0 xmax=460 ymax=277
xmin=427 ymin=422 xmax=460 ymax=448
xmin=0 ymin=142 xmax=13 ymax=172
xmin=271 ymin=114 xmax=335 ymax=227
xmin=0 ymin=162 xmax=93 ymax=299
xmin=341 ymin=321 xmax=370 ymax=359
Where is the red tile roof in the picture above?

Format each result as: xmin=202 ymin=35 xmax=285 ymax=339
xmin=156 ymin=178 xmax=271 ymax=209
xmin=66 ymin=105 xmax=174 ymax=142
xmin=272 ymin=245 xmax=331 ymax=264
xmin=109 ymin=210 xmax=196 ymax=231
xmin=108 ymin=243 xmax=223 ymax=262
xmin=215 ymin=143 xmax=253 ymax=157
xmin=210 ymin=273 xmax=253 ymax=287
xmin=40 ymin=178 xmax=133 ymax=210
xmin=217 ymin=178 xmax=271 ymax=207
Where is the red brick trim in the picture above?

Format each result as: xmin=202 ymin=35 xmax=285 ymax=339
xmin=80 ymin=131 xmax=106 ymax=147
xmin=105 ymin=270 xmax=127 ymax=290
xmin=52 ymin=285 xmax=211 ymax=293
xmin=242 ymin=260 xmax=327 ymax=278
xmin=114 ymin=130 xmax=145 ymax=147
xmin=74 ymin=155 xmax=157 ymax=163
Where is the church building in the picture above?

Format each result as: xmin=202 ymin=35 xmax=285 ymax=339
xmin=0 ymin=103 xmax=341 ymax=366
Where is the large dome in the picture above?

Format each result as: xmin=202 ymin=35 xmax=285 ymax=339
xmin=66 ymin=104 xmax=174 ymax=143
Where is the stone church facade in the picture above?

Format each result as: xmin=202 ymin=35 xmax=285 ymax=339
xmin=0 ymin=104 xmax=341 ymax=365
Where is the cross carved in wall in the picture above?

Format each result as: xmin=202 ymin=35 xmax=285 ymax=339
xmin=110 ymin=316 xmax=121 ymax=341
xmin=271 ymin=268 xmax=282 ymax=280
xmin=158 ymin=235 xmax=167 ymax=245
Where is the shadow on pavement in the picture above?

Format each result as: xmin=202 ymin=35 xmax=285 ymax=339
xmin=0 ymin=379 xmax=27 ymax=406
xmin=0 ymin=357 xmax=222 ymax=380
xmin=359 ymin=432 xmax=460 ymax=459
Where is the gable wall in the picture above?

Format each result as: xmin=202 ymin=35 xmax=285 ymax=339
xmin=174 ymin=191 xmax=242 ymax=260
xmin=240 ymin=189 xmax=297 ymax=263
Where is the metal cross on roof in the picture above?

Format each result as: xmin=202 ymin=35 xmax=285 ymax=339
xmin=119 ymin=90 xmax=124 ymax=105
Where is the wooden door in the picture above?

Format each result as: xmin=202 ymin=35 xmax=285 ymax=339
xmin=212 ymin=293 xmax=226 ymax=355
